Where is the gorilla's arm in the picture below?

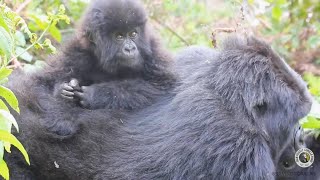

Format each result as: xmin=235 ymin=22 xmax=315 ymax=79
xmin=7 ymin=44 xmax=95 ymax=137
xmin=74 ymin=79 xmax=165 ymax=110
xmin=32 ymin=43 xmax=94 ymax=103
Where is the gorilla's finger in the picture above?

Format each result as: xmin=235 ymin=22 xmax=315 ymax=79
xmin=74 ymin=92 xmax=84 ymax=98
xmin=61 ymin=94 xmax=74 ymax=100
xmin=61 ymin=90 xmax=74 ymax=96
xmin=62 ymin=83 xmax=74 ymax=91
xmin=69 ymin=79 xmax=80 ymax=88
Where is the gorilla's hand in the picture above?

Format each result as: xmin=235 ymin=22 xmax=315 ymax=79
xmin=74 ymin=85 xmax=98 ymax=109
xmin=57 ymin=78 xmax=81 ymax=100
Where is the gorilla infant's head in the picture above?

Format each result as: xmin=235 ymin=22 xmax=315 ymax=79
xmin=80 ymin=0 xmax=150 ymax=74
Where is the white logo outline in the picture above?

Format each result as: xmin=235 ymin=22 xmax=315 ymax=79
xmin=295 ymin=148 xmax=314 ymax=168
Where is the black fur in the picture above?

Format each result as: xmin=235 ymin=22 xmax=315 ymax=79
xmin=5 ymin=36 xmax=312 ymax=179
xmin=276 ymin=130 xmax=320 ymax=180
xmin=7 ymin=0 xmax=175 ymax=137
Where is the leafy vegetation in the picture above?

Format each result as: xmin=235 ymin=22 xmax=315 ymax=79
xmin=259 ymin=0 xmax=320 ymax=59
xmin=252 ymin=0 xmax=320 ymax=130
xmin=0 ymin=2 xmax=69 ymax=179
xmin=301 ymin=73 xmax=320 ymax=133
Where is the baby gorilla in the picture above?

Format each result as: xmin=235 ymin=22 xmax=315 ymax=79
xmin=8 ymin=0 xmax=175 ymax=137
xmin=55 ymin=0 xmax=174 ymax=109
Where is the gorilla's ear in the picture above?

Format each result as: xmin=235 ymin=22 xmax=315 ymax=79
xmin=90 ymin=8 xmax=104 ymax=27
xmin=82 ymin=8 xmax=104 ymax=42
xmin=252 ymin=102 xmax=268 ymax=118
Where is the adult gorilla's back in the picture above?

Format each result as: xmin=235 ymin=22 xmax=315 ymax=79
xmin=7 ymin=36 xmax=312 ymax=180
xmin=93 ymin=36 xmax=312 ymax=179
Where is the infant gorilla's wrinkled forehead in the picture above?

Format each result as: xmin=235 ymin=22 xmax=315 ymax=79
xmin=87 ymin=0 xmax=147 ymax=30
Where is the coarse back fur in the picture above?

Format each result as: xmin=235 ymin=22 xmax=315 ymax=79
xmin=6 ymin=36 xmax=312 ymax=180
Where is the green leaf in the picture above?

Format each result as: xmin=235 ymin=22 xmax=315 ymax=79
xmin=0 ymin=130 xmax=30 ymax=165
xmin=15 ymin=31 xmax=26 ymax=47
xmin=58 ymin=4 xmax=66 ymax=14
xmin=302 ymin=116 xmax=320 ymax=129
xmin=49 ymin=25 xmax=62 ymax=42
xmin=43 ymin=39 xmax=56 ymax=53
xmin=248 ymin=0 xmax=255 ymax=4
xmin=0 ymin=86 xmax=20 ymax=113
xmin=0 ymin=67 xmax=12 ymax=81
xmin=0 ymin=100 xmax=9 ymax=112
xmin=304 ymin=73 xmax=320 ymax=96
xmin=272 ymin=6 xmax=282 ymax=21
xmin=28 ymin=14 xmax=46 ymax=31
xmin=0 ymin=141 xmax=3 ymax=159
xmin=277 ymin=0 xmax=287 ymax=5
xmin=15 ymin=46 xmax=33 ymax=62
xmin=0 ymin=78 xmax=8 ymax=85
xmin=0 ymin=13 xmax=10 ymax=33
xmin=0 ymin=114 xmax=11 ymax=133
xmin=307 ymin=35 xmax=320 ymax=49
xmin=0 ymin=160 xmax=9 ymax=180
xmin=0 ymin=109 xmax=19 ymax=132
xmin=4 ymin=142 xmax=11 ymax=153
xmin=0 ymin=26 xmax=12 ymax=58
xmin=310 ymin=100 xmax=320 ymax=119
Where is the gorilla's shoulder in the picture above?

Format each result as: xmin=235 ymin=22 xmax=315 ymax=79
xmin=173 ymin=46 xmax=218 ymax=81
xmin=220 ymin=35 xmax=274 ymax=57
xmin=175 ymin=45 xmax=217 ymax=63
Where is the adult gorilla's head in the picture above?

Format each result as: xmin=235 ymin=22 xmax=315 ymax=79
xmin=212 ymin=37 xmax=312 ymax=158
xmin=80 ymin=0 xmax=151 ymax=74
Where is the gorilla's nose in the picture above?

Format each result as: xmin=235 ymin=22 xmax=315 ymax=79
xmin=124 ymin=45 xmax=136 ymax=55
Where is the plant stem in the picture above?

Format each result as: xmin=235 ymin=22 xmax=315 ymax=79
xmin=9 ymin=21 xmax=52 ymax=64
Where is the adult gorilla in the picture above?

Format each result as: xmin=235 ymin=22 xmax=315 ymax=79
xmin=7 ymin=0 xmax=175 ymax=137
xmin=6 ymin=36 xmax=312 ymax=180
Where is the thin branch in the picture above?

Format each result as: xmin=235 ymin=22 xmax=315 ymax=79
xmin=211 ymin=28 xmax=237 ymax=48
xmin=150 ymin=16 xmax=190 ymax=46
xmin=15 ymin=0 xmax=32 ymax=13
xmin=7 ymin=58 xmax=22 ymax=69
xmin=257 ymin=18 xmax=272 ymax=30
xmin=10 ymin=21 xmax=52 ymax=63
xmin=213 ymin=28 xmax=237 ymax=33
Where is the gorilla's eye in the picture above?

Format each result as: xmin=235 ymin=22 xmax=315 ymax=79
xmin=282 ymin=161 xmax=295 ymax=169
xmin=282 ymin=161 xmax=290 ymax=168
xmin=115 ymin=33 xmax=124 ymax=41
xmin=129 ymin=31 xmax=138 ymax=38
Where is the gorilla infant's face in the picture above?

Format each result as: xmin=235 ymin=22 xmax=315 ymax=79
xmin=85 ymin=0 xmax=148 ymax=74
xmin=112 ymin=28 xmax=143 ymax=70
xmin=93 ymin=26 xmax=145 ymax=74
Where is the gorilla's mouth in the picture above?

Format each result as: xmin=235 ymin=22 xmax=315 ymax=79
xmin=122 ymin=55 xmax=136 ymax=60
xmin=117 ymin=52 xmax=139 ymax=60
